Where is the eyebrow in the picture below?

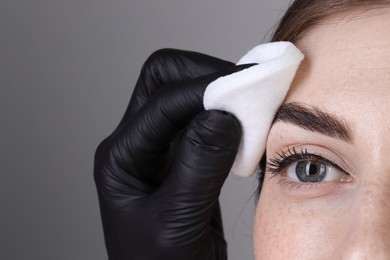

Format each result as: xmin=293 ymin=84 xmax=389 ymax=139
xmin=273 ymin=102 xmax=353 ymax=143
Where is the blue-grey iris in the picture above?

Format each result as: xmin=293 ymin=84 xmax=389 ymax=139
xmin=295 ymin=161 xmax=327 ymax=182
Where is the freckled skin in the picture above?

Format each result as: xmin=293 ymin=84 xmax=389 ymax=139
xmin=254 ymin=8 xmax=390 ymax=259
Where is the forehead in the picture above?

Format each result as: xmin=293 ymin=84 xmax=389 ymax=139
xmin=286 ymin=8 xmax=390 ymax=122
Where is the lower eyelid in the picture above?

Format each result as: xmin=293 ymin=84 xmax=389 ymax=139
xmin=277 ymin=178 xmax=322 ymax=189
xmin=274 ymin=175 xmax=354 ymax=199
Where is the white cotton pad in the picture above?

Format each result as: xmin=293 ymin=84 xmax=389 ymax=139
xmin=203 ymin=41 xmax=304 ymax=177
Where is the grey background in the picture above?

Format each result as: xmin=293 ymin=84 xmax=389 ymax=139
xmin=1 ymin=0 xmax=291 ymax=259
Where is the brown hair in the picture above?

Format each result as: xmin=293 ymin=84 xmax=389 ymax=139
xmin=271 ymin=0 xmax=390 ymax=43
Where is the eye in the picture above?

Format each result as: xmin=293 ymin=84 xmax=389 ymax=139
xmin=286 ymin=160 xmax=343 ymax=183
xmin=266 ymin=147 xmax=351 ymax=185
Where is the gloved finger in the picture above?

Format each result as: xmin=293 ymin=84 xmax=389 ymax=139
xmin=118 ymin=49 xmax=235 ymax=126
xmin=153 ymin=110 xmax=241 ymax=223
xmin=111 ymin=64 xmax=252 ymax=181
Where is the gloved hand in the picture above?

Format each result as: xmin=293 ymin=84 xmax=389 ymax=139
xmin=94 ymin=48 xmax=252 ymax=260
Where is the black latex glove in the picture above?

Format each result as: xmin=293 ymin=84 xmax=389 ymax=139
xmin=94 ymin=48 xmax=251 ymax=260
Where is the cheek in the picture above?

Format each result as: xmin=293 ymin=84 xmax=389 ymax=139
xmin=253 ymin=181 xmax=343 ymax=260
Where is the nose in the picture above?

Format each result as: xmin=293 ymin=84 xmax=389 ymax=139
xmin=335 ymin=178 xmax=390 ymax=260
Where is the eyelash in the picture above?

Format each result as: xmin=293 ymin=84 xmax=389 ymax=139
xmin=266 ymin=147 xmax=349 ymax=177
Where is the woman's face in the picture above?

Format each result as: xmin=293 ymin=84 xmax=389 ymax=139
xmin=254 ymin=8 xmax=390 ymax=259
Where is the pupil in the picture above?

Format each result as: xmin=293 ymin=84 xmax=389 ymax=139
xmin=309 ymin=164 xmax=318 ymax=175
